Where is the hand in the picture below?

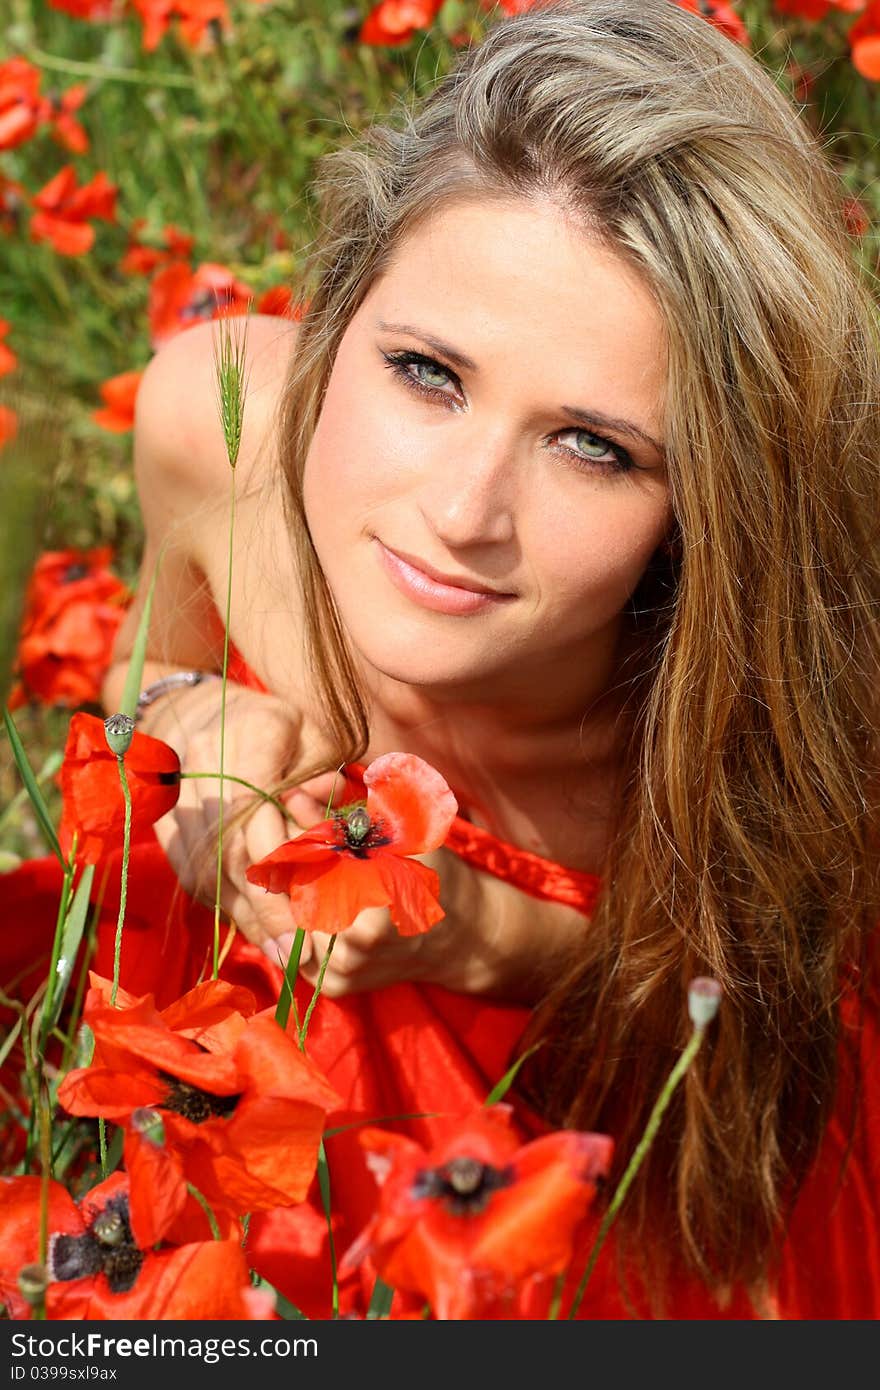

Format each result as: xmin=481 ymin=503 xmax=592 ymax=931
xmin=139 ymin=678 xmax=305 ymax=949
xmin=261 ymin=790 xmax=586 ymax=1004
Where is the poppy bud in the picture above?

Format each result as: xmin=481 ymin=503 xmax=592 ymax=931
xmin=688 ymin=976 xmax=722 ymax=1030
xmin=103 ymin=712 xmax=135 ymax=757
xmin=17 ymin=1262 xmax=48 ymax=1305
xmin=131 ymin=1107 xmax=166 ymax=1146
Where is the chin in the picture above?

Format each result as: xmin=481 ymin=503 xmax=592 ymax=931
xmin=339 ymin=620 xmax=498 ymax=696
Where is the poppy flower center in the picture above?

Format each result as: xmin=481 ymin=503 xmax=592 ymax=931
xmin=332 ymin=805 xmax=392 ymax=859
xmin=413 ymin=1156 xmax=514 ymax=1216
xmin=62 ymin=562 xmax=89 ymax=583
xmin=160 ymin=1072 xmax=242 ymax=1124
xmin=50 ymin=1194 xmax=144 ymax=1295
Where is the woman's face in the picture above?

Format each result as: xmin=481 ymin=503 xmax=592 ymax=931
xmin=303 ymin=197 xmax=671 ymax=710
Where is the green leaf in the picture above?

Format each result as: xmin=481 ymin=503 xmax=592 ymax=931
xmin=274 ymin=927 xmax=305 ymax=1030
xmin=119 ymin=540 xmax=167 ymax=721
xmin=250 ymin=1277 xmax=309 ymax=1320
xmin=484 ymin=1042 xmax=542 ymax=1107
xmin=2 ymin=706 xmax=64 ymax=866
xmin=41 ymin=863 xmax=95 ymax=1036
xmin=366 ymin=1276 xmax=395 ymax=1320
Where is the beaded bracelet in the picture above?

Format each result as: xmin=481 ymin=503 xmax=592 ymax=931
xmin=135 ymin=670 xmax=219 ymax=721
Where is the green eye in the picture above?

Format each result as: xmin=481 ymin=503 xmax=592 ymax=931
xmin=414 ymin=361 xmax=450 ymax=388
xmin=575 ymin=430 xmax=612 ymax=458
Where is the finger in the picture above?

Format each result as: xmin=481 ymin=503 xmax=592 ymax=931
xmin=281 ymin=788 xmax=329 ymax=830
xmin=242 ymin=798 xmax=294 ymax=868
xmin=222 ymin=880 xmax=299 ymax=951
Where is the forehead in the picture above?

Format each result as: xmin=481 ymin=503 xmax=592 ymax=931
xmin=364 ymin=197 xmax=666 ymax=409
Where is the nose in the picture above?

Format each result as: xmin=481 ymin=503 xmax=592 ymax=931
xmin=416 ymin=430 xmax=516 ymax=548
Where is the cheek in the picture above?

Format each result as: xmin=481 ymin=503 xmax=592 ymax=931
xmin=303 ymin=369 xmax=413 ymax=522
xmin=534 ymin=488 xmax=670 ymax=594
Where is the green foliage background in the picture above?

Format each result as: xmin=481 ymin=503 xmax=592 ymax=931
xmin=0 ymin=0 xmax=877 ymax=843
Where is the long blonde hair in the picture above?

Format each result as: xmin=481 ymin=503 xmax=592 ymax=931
xmin=276 ymin=0 xmax=880 ymax=1307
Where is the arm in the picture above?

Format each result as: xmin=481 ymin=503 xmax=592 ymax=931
xmin=105 ymin=318 xmax=304 ymax=949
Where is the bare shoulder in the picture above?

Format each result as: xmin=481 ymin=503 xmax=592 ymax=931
xmin=133 ymin=314 xmax=298 ymax=510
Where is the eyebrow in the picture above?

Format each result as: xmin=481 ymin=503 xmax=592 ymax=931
xmin=376 ymin=318 xmax=666 ymax=458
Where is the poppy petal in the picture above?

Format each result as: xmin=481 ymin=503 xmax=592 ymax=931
xmin=373 ymin=851 xmax=445 ymax=936
xmin=364 ymin=752 xmax=458 ymax=855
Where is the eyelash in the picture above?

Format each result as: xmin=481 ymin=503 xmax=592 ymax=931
xmin=380 ymin=349 xmax=636 ymax=476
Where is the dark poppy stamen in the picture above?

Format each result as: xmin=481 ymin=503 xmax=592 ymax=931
xmin=160 ymin=1072 xmax=241 ymax=1124
xmin=331 ymin=804 xmax=392 ymax=859
xmin=62 ymin=562 xmax=89 ymax=584
xmin=51 ymin=1193 xmax=144 ymax=1295
xmin=412 ymin=1156 xmax=514 ymax=1216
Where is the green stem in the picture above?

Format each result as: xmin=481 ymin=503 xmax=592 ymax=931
xmin=110 ymin=756 xmax=133 ymax=1008
xmin=38 ymin=1088 xmax=52 ymax=1261
xmin=187 ymin=1182 xmax=221 ymax=1240
xmin=39 ymin=853 xmax=76 ymax=1051
xmin=297 ymin=935 xmax=336 ymax=1051
xmin=547 ymin=1271 xmax=566 ymax=1321
xmin=23 ymin=45 xmax=198 ymax=90
xmin=567 ymin=1026 xmax=705 ymax=1320
xmin=213 ymin=477 xmax=236 ymax=979
xmin=98 ymin=1117 xmax=108 ymax=1180
xmin=316 ymin=1139 xmax=339 ymax=1318
xmin=0 ymin=989 xmax=40 ymax=1174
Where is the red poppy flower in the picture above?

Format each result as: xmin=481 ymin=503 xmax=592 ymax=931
xmin=92 ymin=369 xmax=144 ymax=432
xmin=0 ymin=58 xmax=42 ymax=151
xmin=0 ymin=319 xmax=16 ymax=378
xmin=256 ymin=285 xmax=301 ymax=318
xmin=673 ymin=0 xmax=751 ymax=45
xmin=30 ymin=166 xmax=117 ymax=256
xmin=148 ymin=260 xmax=253 ymax=347
xmin=42 ymin=84 xmax=90 ymax=155
xmin=57 ymin=975 xmax=341 ymax=1247
xmin=8 ymin=547 xmax=130 ymax=711
xmin=246 ymin=752 xmax=458 ymax=937
xmin=131 ymin=0 xmax=231 ymax=52
xmin=842 ymin=193 xmax=870 ymax=235
xmin=360 ymin=0 xmax=445 ymax=47
xmin=486 ymin=0 xmax=557 ymax=14
xmin=0 ymin=404 xmax=17 ymax=450
xmin=339 ymin=1106 xmax=613 ymax=1319
xmin=120 ymin=219 xmax=194 ymax=276
xmin=0 ymin=1173 xmax=273 ymax=1320
xmin=849 ymin=1 xmax=880 ymax=78
xmin=58 ymin=713 xmax=181 ymax=864
xmin=47 ymin=0 xmax=117 ymax=17
xmin=774 ymin=1 xmax=864 ymax=19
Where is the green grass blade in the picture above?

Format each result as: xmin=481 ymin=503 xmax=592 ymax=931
xmin=366 ymin=1277 xmax=395 ymax=1320
xmin=2 ymin=706 xmax=64 ymax=865
xmin=274 ymin=928 xmax=305 ymax=1030
xmin=119 ymin=540 xmax=167 ymax=720
xmin=250 ymin=1277 xmax=309 ymax=1320
xmin=484 ymin=1042 xmax=542 ymax=1107
xmin=41 ymin=863 xmax=95 ymax=1035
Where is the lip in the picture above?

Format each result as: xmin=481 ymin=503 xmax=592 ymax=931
xmin=375 ymin=540 xmax=515 ymax=616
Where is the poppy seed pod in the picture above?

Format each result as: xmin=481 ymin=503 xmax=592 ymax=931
xmin=103 ymin=712 xmax=135 ymax=757
xmin=17 ymin=1262 xmax=48 ymax=1305
xmin=687 ymin=976 xmax=722 ymax=1030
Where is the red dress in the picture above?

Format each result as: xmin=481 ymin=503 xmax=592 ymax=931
xmin=2 ymin=653 xmax=878 ymax=1318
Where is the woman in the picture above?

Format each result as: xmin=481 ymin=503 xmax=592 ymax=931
xmin=99 ymin=0 xmax=880 ymax=1317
